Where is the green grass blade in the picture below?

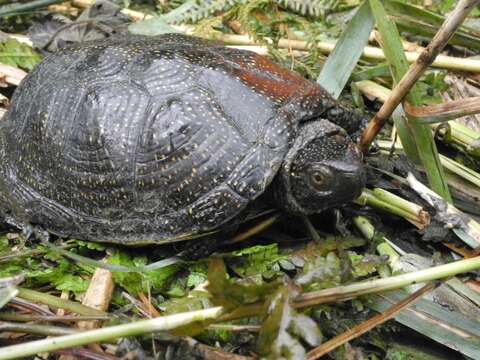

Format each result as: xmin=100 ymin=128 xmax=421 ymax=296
xmin=0 ymin=0 xmax=63 ymax=17
xmin=385 ymin=0 xmax=480 ymax=50
xmin=369 ymin=0 xmax=452 ymax=202
xmin=367 ymin=0 xmax=419 ymax=163
xmin=317 ymin=1 xmax=375 ymax=99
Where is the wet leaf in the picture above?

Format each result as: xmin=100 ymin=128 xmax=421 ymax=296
xmin=257 ymin=284 xmax=322 ymax=359
xmin=207 ymin=258 xmax=281 ymax=308
xmin=160 ymin=290 xmax=212 ymax=315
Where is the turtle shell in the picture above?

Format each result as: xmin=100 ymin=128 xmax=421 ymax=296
xmin=0 ymin=34 xmax=346 ymax=244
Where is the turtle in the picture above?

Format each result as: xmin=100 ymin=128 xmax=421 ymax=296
xmin=0 ymin=33 xmax=365 ymax=245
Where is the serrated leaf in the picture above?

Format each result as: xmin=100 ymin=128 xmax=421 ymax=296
xmin=228 ymin=243 xmax=287 ymax=277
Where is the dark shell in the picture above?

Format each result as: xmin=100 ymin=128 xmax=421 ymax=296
xmin=0 ymin=34 xmax=350 ymax=244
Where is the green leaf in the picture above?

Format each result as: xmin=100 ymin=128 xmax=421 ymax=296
xmin=207 ymin=258 xmax=281 ymax=308
xmin=186 ymin=271 xmax=208 ymax=288
xmin=257 ymin=285 xmax=322 ymax=359
xmin=161 ymin=290 xmax=212 ymax=315
xmin=351 ymin=63 xmax=391 ymax=82
xmin=53 ymin=274 xmax=89 ymax=293
xmin=108 ymin=251 xmax=180 ymax=295
xmin=317 ymin=0 xmax=375 ymax=99
xmin=0 ymin=39 xmax=42 ymax=71
xmin=295 ymin=251 xmax=343 ymax=291
xmin=228 ymin=243 xmax=287 ymax=277
xmin=24 ymin=258 xmax=88 ymax=294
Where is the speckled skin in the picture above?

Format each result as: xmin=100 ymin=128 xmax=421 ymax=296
xmin=0 ymin=34 xmax=364 ymax=244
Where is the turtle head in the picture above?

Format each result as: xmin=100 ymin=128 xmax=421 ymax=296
xmin=274 ymin=119 xmax=365 ymax=215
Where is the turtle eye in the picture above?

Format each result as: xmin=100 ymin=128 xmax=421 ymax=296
xmin=309 ymin=166 xmax=333 ymax=191
xmin=312 ymin=171 xmax=325 ymax=185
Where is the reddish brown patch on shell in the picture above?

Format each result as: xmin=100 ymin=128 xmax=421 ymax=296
xmin=233 ymin=53 xmax=320 ymax=103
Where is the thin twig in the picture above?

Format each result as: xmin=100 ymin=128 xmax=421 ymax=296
xmin=8 ymin=297 xmax=56 ymax=316
xmin=359 ymin=0 xmax=480 ymax=153
xmin=229 ymin=215 xmax=280 ymax=244
xmin=0 ymin=321 xmax=78 ymax=336
xmin=0 ymin=313 xmax=112 ymax=322
xmin=306 ymin=282 xmax=438 ymax=359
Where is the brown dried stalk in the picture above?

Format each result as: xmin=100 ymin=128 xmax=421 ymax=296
xmin=359 ymin=0 xmax=480 ymax=153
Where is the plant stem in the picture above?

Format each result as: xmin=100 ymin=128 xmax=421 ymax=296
xmin=0 ymin=0 xmax=64 ymax=17
xmin=0 ymin=321 xmax=77 ymax=336
xmin=407 ymin=173 xmax=480 ymax=247
xmin=0 ymin=307 xmax=223 ymax=360
xmin=223 ymin=35 xmax=480 ymax=73
xmin=295 ymin=255 xmax=480 ymax=308
xmin=306 ymin=282 xmax=437 ymax=359
xmin=221 ymin=251 xmax=480 ymax=316
xmin=359 ymin=0 xmax=480 ymax=152
xmin=356 ymin=81 xmax=480 ymax=158
xmin=354 ymin=188 xmax=429 ymax=227
xmin=16 ymin=288 xmax=107 ymax=316
xmin=229 ymin=215 xmax=280 ymax=244
xmin=0 ymin=313 xmax=111 ymax=322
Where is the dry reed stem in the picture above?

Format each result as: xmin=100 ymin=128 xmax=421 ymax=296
xmin=404 ymin=97 xmax=480 ymax=123
xmin=359 ymin=0 xmax=480 ymax=153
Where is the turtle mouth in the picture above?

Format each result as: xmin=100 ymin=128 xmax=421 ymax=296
xmin=336 ymin=164 xmax=366 ymax=200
